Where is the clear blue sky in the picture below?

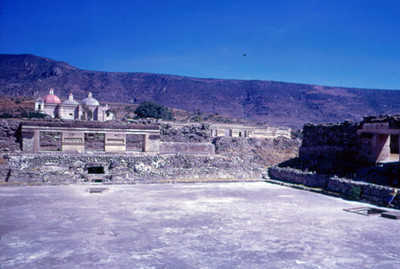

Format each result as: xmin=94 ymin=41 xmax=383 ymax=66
xmin=1 ymin=0 xmax=400 ymax=90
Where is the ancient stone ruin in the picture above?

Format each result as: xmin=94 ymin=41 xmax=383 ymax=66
xmin=269 ymin=115 xmax=400 ymax=208
xmin=2 ymin=118 xmax=297 ymax=185
xmin=300 ymin=115 xmax=400 ymax=165
xmin=22 ymin=121 xmax=161 ymax=154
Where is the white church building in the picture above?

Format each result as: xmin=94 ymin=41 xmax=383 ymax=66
xmin=35 ymin=89 xmax=114 ymax=121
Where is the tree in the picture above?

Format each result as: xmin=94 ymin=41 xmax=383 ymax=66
xmin=134 ymin=101 xmax=174 ymax=120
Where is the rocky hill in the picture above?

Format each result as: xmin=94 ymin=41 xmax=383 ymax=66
xmin=2 ymin=54 xmax=400 ymax=129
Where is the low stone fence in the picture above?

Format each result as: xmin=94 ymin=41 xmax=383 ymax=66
xmin=269 ymin=166 xmax=399 ymax=208
xmin=159 ymin=142 xmax=215 ymax=155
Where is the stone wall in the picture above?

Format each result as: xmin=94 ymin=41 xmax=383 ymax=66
xmin=0 ymin=120 xmax=299 ymax=185
xmin=160 ymin=124 xmax=212 ymax=143
xmin=299 ymin=122 xmax=370 ymax=163
xmin=0 ymin=119 xmax=22 ymax=153
xmin=3 ymin=153 xmax=264 ymax=184
xmin=160 ymin=142 xmax=215 ymax=155
xmin=269 ymin=166 xmax=399 ymax=208
xmin=213 ymin=136 xmax=301 ymax=167
xmin=291 ymin=118 xmax=400 ymax=187
xmin=268 ymin=166 xmax=329 ymax=188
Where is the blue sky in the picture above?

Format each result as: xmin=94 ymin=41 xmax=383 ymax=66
xmin=1 ymin=0 xmax=400 ymax=90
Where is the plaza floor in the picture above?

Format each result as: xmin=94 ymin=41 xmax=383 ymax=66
xmin=0 ymin=182 xmax=399 ymax=268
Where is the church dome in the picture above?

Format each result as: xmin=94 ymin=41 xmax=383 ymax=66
xmin=43 ymin=88 xmax=61 ymax=104
xmin=63 ymin=93 xmax=79 ymax=105
xmin=81 ymin=92 xmax=99 ymax=106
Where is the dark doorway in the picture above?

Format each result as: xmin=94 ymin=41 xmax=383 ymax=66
xmin=389 ymin=134 xmax=399 ymax=162
xmin=88 ymin=166 xmax=105 ymax=174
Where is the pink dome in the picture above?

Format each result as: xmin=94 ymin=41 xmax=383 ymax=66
xmin=43 ymin=88 xmax=61 ymax=104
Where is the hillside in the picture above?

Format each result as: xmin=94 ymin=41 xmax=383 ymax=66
xmin=1 ymin=54 xmax=400 ymax=128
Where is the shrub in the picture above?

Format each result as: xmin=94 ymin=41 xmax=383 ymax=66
xmin=134 ymin=101 xmax=174 ymax=120
xmin=346 ymin=186 xmax=362 ymax=201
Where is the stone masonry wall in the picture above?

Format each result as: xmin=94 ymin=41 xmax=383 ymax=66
xmin=0 ymin=119 xmax=22 ymax=184
xmin=159 ymin=142 xmax=215 ymax=155
xmin=0 ymin=119 xmax=22 ymax=153
xmin=0 ymin=120 xmax=295 ymax=185
xmin=299 ymin=122 xmax=370 ymax=163
xmin=269 ymin=166 xmax=399 ymax=208
xmin=3 ymin=154 xmax=264 ymax=184
xmin=160 ymin=124 xmax=211 ymax=143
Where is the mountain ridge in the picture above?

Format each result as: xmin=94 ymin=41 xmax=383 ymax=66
xmin=1 ymin=54 xmax=400 ymax=128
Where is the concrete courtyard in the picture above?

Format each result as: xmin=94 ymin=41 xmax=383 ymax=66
xmin=0 ymin=182 xmax=399 ymax=269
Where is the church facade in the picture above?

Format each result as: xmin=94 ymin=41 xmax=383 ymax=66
xmin=35 ymin=89 xmax=114 ymax=121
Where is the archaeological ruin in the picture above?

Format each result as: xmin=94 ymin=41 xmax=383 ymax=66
xmin=21 ymin=121 xmax=160 ymax=154
xmin=0 ymin=118 xmax=275 ymax=185
xmin=12 ymin=86 xmax=400 ymax=207
xmin=269 ymin=115 xmax=400 ymax=209
xmin=299 ymin=115 xmax=400 ymax=165
xmin=164 ymin=122 xmax=292 ymax=139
